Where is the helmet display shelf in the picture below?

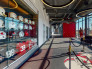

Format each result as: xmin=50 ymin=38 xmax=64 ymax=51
xmin=0 ymin=4 xmax=37 ymax=68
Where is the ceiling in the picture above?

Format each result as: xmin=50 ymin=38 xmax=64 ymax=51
xmin=41 ymin=0 xmax=92 ymax=25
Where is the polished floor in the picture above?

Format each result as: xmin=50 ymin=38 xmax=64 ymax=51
xmin=19 ymin=37 xmax=92 ymax=69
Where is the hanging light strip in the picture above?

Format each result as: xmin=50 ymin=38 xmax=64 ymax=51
xmin=41 ymin=0 xmax=75 ymax=8
xmin=1 ymin=0 xmax=18 ymax=9
xmin=76 ymin=9 xmax=92 ymax=17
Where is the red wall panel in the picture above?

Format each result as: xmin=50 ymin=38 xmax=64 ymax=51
xmin=63 ymin=22 xmax=75 ymax=37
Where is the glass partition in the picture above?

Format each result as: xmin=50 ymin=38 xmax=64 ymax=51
xmin=0 ymin=0 xmax=38 ymax=68
xmin=76 ymin=13 xmax=92 ymax=37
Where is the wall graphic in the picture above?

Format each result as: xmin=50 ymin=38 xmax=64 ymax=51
xmin=63 ymin=22 xmax=76 ymax=37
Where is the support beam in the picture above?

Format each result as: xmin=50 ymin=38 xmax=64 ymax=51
xmin=85 ymin=16 xmax=87 ymax=36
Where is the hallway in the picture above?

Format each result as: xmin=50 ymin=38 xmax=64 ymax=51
xmin=19 ymin=37 xmax=92 ymax=69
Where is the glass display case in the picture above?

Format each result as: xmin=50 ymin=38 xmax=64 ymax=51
xmin=0 ymin=0 xmax=38 ymax=68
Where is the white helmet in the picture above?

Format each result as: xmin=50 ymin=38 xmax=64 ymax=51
xmin=0 ymin=31 xmax=6 ymax=39
xmin=9 ymin=22 xmax=16 ymax=30
xmin=9 ymin=12 xmax=17 ymax=19
xmin=0 ymin=7 xmax=5 ymax=16
xmin=0 ymin=19 xmax=4 ymax=28
xmin=28 ymin=20 xmax=31 ymax=24
xmin=18 ymin=23 xmax=23 ymax=30
xmin=32 ymin=21 xmax=35 ymax=25
xmin=24 ymin=18 xmax=28 ymax=23
xmin=19 ymin=31 xmax=24 ymax=37
xmin=29 ymin=26 xmax=32 ymax=30
xmin=24 ymin=25 xmax=28 ymax=29
xmin=18 ymin=16 xmax=23 ymax=21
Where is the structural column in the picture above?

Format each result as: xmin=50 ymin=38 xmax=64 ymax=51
xmin=85 ymin=16 xmax=87 ymax=36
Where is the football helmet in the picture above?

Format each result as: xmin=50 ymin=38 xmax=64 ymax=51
xmin=0 ymin=7 xmax=5 ymax=16
xmin=19 ymin=31 xmax=24 ymax=38
xmin=18 ymin=16 xmax=23 ymax=21
xmin=18 ymin=23 xmax=23 ymax=30
xmin=29 ymin=26 xmax=32 ymax=30
xmin=32 ymin=21 xmax=35 ymax=25
xmin=24 ymin=25 xmax=28 ymax=29
xmin=9 ymin=22 xmax=16 ymax=30
xmin=24 ymin=18 xmax=28 ymax=23
xmin=0 ymin=19 xmax=4 ymax=28
xmin=9 ymin=12 xmax=17 ymax=19
xmin=28 ymin=20 xmax=31 ymax=24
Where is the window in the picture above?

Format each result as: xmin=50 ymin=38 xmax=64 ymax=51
xmin=76 ymin=17 xmax=85 ymax=38
xmin=83 ymin=19 xmax=85 ymax=36
xmin=76 ymin=22 xmax=79 ymax=37
xmin=88 ymin=17 xmax=92 ymax=36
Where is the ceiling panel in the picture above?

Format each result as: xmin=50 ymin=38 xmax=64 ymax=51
xmin=41 ymin=0 xmax=92 ymax=24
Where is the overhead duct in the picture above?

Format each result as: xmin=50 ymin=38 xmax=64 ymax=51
xmin=0 ymin=0 xmax=29 ymax=15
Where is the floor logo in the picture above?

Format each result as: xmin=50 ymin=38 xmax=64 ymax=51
xmin=64 ymin=52 xmax=92 ymax=69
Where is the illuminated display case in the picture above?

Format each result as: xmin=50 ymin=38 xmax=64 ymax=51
xmin=0 ymin=0 xmax=38 ymax=68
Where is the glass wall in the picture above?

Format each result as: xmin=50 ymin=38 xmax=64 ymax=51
xmin=87 ymin=14 xmax=92 ymax=36
xmin=0 ymin=0 xmax=38 ymax=69
xmin=76 ymin=13 xmax=92 ymax=37
xmin=76 ymin=20 xmax=79 ymax=38
xmin=83 ymin=17 xmax=85 ymax=37
xmin=76 ymin=18 xmax=85 ymax=38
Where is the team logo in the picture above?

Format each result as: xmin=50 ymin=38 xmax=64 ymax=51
xmin=64 ymin=52 xmax=92 ymax=69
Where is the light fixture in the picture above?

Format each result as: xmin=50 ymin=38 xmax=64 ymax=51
xmin=76 ymin=8 xmax=92 ymax=17
xmin=1 ymin=0 xmax=29 ymax=15
xmin=41 ymin=0 xmax=75 ymax=8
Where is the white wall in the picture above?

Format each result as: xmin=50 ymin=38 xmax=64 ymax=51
xmin=51 ymin=26 xmax=55 ymax=35
xmin=21 ymin=0 xmax=50 ymax=46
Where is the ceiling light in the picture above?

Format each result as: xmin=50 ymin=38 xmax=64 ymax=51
xmin=41 ymin=0 xmax=75 ymax=8
xmin=76 ymin=9 xmax=92 ymax=17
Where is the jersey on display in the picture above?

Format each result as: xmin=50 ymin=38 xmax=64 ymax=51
xmin=16 ymin=42 xmax=26 ymax=54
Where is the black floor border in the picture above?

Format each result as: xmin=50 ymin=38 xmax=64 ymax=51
xmin=39 ymin=38 xmax=54 ymax=69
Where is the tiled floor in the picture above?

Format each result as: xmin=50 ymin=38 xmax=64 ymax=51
xmin=20 ymin=37 xmax=92 ymax=69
